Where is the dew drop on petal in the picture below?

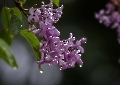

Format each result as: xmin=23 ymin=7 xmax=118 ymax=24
xmin=60 ymin=67 xmax=62 ymax=70
xmin=48 ymin=63 xmax=52 ymax=66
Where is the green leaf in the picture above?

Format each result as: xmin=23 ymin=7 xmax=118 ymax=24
xmin=0 ymin=38 xmax=18 ymax=69
xmin=20 ymin=30 xmax=41 ymax=60
xmin=53 ymin=0 xmax=59 ymax=7
xmin=10 ymin=14 xmax=23 ymax=35
xmin=11 ymin=7 xmax=22 ymax=20
xmin=0 ymin=30 xmax=12 ymax=46
xmin=2 ymin=7 xmax=11 ymax=30
xmin=0 ymin=30 xmax=5 ymax=39
xmin=18 ymin=0 xmax=26 ymax=5
xmin=1 ymin=7 xmax=22 ymax=33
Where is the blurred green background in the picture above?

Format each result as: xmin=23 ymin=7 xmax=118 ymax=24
xmin=0 ymin=0 xmax=120 ymax=85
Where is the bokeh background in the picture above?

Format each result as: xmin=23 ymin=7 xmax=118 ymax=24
xmin=0 ymin=0 xmax=120 ymax=85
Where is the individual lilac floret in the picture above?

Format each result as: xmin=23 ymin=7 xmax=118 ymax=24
xmin=95 ymin=2 xmax=120 ymax=42
xmin=105 ymin=2 xmax=116 ymax=13
xmin=28 ymin=0 xmax=87 ymax=70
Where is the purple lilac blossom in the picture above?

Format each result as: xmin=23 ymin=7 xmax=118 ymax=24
xmin=28 ymin=0 xmax=86 ymax=70
xmin=95 ymin=2 xmax=120 ymax=41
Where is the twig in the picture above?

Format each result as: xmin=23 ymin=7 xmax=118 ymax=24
xmin=13 ymin=0 xmax=29 ymax=17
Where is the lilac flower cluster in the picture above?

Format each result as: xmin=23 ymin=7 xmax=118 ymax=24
xmin=95 ymin=2 xmax=120 ymax=41
xmin=28 ymin=0 xmax=86 ymax=70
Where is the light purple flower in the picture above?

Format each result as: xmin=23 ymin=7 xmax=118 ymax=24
xmin=95 ymin=2 xmax=120 ymax=42
xmin=28 ymin=0 xmax=87 ymax=70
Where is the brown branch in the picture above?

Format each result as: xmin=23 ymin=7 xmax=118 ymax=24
xmin=13 ymin=0 xmax=28 ymax=17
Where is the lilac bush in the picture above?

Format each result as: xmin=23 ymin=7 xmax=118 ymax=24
xmin=28 ymin=0 xmax=87 ymax=70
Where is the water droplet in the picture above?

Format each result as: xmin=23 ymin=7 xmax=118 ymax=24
xmin=79 ymin=65 xmax=82 ymax=67
xmin=55 ymin=56 xmax=58 ymax=58
xmin=13 ymin=67 xmax=17 ymax=70
xmin=38 ymin=67 xmax=43 ymax=73
xmin=37 ymin=61 xmax=40 ymax=63
xmin=53 ymin=59 xmax=57 ymax=61
xmin=99 ymin=20 xmax=102 ymax=23
xmin=48 ymin=63 xmax=52 ymax=66
xmin=79 ymin=54 xmax=81 ymax=56
xmin=20 ymin=25 xmax=23 ymax=28
xmin=77 ymin=50 xmax=80 ymax=53
xmin=60 ymin=67 xmax=62 ymax=70
xmin=40 ymin=70 xmax=43 ymax=73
